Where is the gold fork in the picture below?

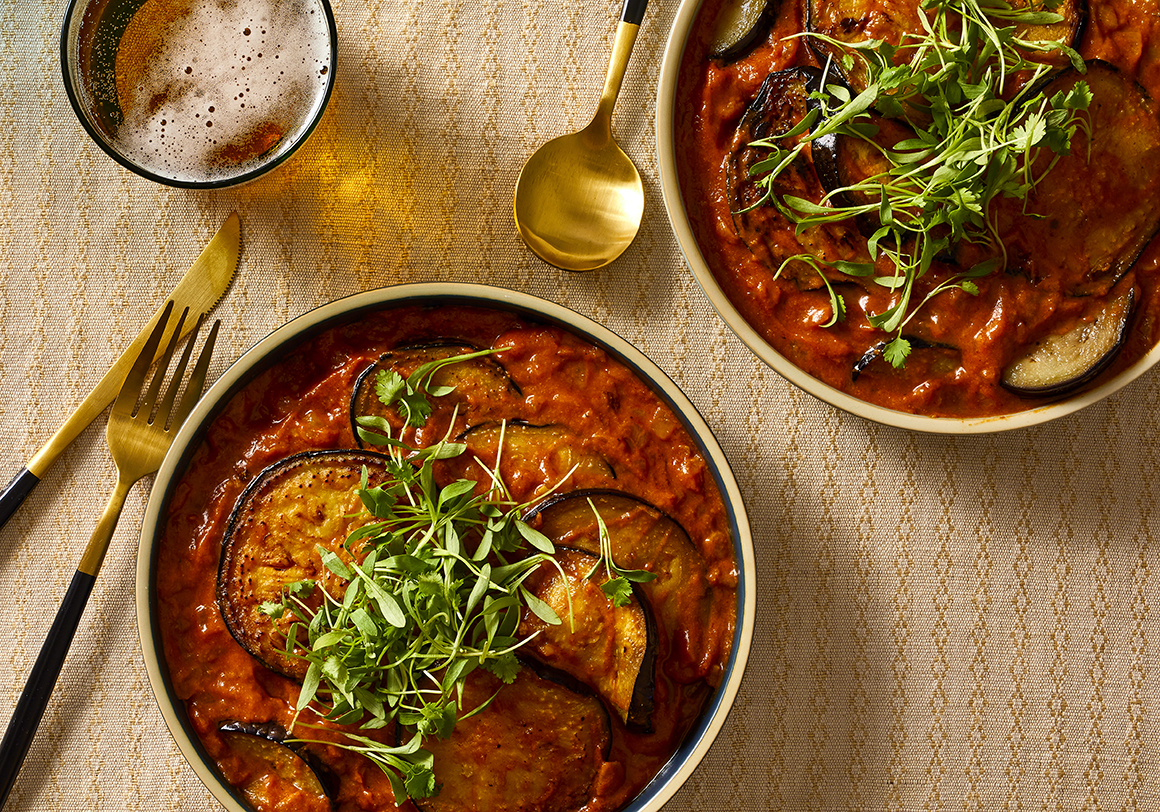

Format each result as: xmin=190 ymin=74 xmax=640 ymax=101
xmin=0 ymin=301 xmax=219 ymax=807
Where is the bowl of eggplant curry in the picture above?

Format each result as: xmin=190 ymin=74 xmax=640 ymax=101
xmin=136 ymin=284 xmax=754 ymax=812
xmin=659 ymin=0 xmax=1160 ymax=431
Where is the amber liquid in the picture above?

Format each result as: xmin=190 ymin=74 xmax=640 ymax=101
xmin=76 ymin=0 xmax=331 ymax=183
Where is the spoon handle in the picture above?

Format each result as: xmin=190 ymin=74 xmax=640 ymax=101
xmin=621 ymin=0 xmax=647 ymax=25
xmin=595 ymin=0 xmax=648 ymax=131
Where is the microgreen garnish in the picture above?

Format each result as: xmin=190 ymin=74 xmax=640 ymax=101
xmin=261 ymin=350 xmax=627 ymax=802
xmin=745 ymin=0 xmax=1092 ymax=366
xmin=583 ymin=498 xmax=657 ymax=607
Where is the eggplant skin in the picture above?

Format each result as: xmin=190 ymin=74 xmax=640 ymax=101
xmin=1001 ymin=286 xmax=1135 ymax=398
xmin=217 ymin=720 xmax=338 ymax=806
xmin=217 ymin=450 xmax=393 ymax=680
xmin=414 ymin=668 xmax=612 ymax=812
xmin=851 ymin=336 xmax=959 ymax=381
xmin=351 ymin=342 xmax=521 ymax=447
xmin=708 ymin=0 xmax=776 ymax=63
xmin=518 ymin=547 xmax=658 ymax=733
xmin=725 ymin=66 xmax=866 ymax=289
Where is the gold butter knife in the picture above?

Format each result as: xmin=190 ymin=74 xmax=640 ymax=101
xmin=0 ymin=211 xmax=239 ymax=530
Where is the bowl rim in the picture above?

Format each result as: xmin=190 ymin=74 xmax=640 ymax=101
xmin=654 ymin=0 xmax=1160 ymax=434
xmin=136 ymin=282 xmax=756 ymax=812
xmin=59 ymin=0 xmax=338 ymax=190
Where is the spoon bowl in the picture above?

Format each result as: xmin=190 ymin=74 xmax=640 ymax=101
xmin=514 ymin=0 xmax=649 ymax=271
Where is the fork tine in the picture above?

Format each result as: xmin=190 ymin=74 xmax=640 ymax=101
xmin=137 ymin=306 xmax=190 ymax=420
xmin=172 ymin=319 xmax=220 ymax=427
xmin=114 ymin=300 xmax=175 ymax=416
xmin=154 ymin=312 xmax=204 ymax=430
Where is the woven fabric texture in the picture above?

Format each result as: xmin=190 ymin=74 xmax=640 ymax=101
xmin=2 ymin=0 xmax=1159 ymax=809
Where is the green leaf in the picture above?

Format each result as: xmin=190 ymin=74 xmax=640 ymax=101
xmin=358 ymin=569 xmax=407 ymax=628
xmin=875 ymin=93 xmax=905 ymax=119
xmin=1063 ymin=81 xmax=1093 ymax=111
xmin=417 ymin=700 xmax=458 ymax=740
xmin=403 ymin=753 xmax=438 ymax=801
xmin=439 ymin=479 xmax=476 ymax=506
xmin=318 ymin=546 xmax=354 ymax=580
xmin=350 ymin=607 xmax=378 ymax=638
xmin=297 ymin=660 xmax=322 ymax=711
xmin=963 ymin=257 xmax=1003 ymax=277
xmin=519 ymin=586 xmax=562 ymax=626
xmin=399 ymin=392 xmax=433 ymax=428
xmin=359 ymin=485 xmax=399 ymax=518
xmin=883 ymin=336 xmax=912 ymax=368
xmin=258 ymin=601 xmax=285 ymax=618
xmin=780 ymin=196 xmax=835 ymax=216
xmin=515 ymin=520 xmax=555 ymax=553
xmin=322 ymin=654 xmax=348 ymax=686
xmin=429 ymin=441 xmax=467 ymax=460
xmin=313 ymin=629 xmax=349 ymax=650
xmin=831 ymin=260 xmax=875 ymax=277
xmin=465 ymin=564 xmax=492 ymax=617
xmin=375 ymin=369 xmax=406 ymax=406
xmin=872 ymin=276 xmax=908 ymax=291
xmin=482 ymin=651 xmax=521 ymax=684
xmin=617 ymin=566 xmax=657 ymax=584
xmin=600 ymin=577 xmax=634 ymax=608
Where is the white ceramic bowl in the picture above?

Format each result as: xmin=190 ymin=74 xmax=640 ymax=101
xmin=136 ymin=283 xmax=755 ymax=812
xmin=655 ymin=0 xmax=1160 ymax=434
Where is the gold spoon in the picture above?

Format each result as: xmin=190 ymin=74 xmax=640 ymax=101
xmin=513 ymin=0 xmax=649 ymax=272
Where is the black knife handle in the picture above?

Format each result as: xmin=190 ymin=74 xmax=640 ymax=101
xmin=621 ymin=0 xmax=647 ymax=25
xmin=0 ymin=469 xmax=39 ymax=531
xmin=0 ymin=570 xmax=95 ymax=809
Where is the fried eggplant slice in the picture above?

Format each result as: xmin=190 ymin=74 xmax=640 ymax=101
xmin=805 ymin=0 xmax=928 ymax=90
xmin=996 ymin=62 xmax=1160 ymax=295
xmin=1001 ymin=285 xmax=1135 ymax=397
xmin=460 ymin=420 xmax=615 ymax=494
xmin=351 ymin=343 xmax=521 ymax=446
xmin=218 ymin=450 xmax=391 ymax=680
xmin=725 ymin=67 xmax=866 ymax=289
xmin=851 ymin=335 xmax=960 ymax=381
xmin=519 ymin=547 xmax=657 ymax=733
xmin=524 ymin=491 xmax=722 ymax=683
xmin=416 ymin=668 xmax=611 ymax=812
xmin=805 ymin=0 xmax=1086 ymax=90
xmin=218 ymin=721 xmax=337 ymax=808
xmin=1012 ymin=0 xmax=1088 ymax=51
xmin=810 ymin=96 xmax=919 ymax=232
xmin=708 ymin=0 xmax=776 ymax=62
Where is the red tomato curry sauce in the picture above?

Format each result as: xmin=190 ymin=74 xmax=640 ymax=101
xmin=675 ymin=0 xmax=1160 ymax=417
xmin=156 ymin=305 xmax=737 ymax=812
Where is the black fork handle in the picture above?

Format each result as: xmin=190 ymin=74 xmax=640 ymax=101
xmin=622 ymin=0 xmax=647 ymax=25
xmin=0 ymin=469 xmax=39 ymax=531
xmin=0 ymin=570 xmax=95 ymax=809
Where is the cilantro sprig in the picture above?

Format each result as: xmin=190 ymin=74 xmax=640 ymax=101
xmin=745 ymin=0 xmax=1092 ymax=366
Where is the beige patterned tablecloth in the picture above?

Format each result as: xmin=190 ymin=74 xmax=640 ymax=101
xmin=3 ymin=0 xmax=1159 ymax=809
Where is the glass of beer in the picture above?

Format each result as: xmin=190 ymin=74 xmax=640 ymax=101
xmin=61 ymin=0 xmax=336 ymax=188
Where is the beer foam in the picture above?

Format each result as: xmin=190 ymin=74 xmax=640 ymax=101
xmin=108 ymin=0 xmax=332 ymax=183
